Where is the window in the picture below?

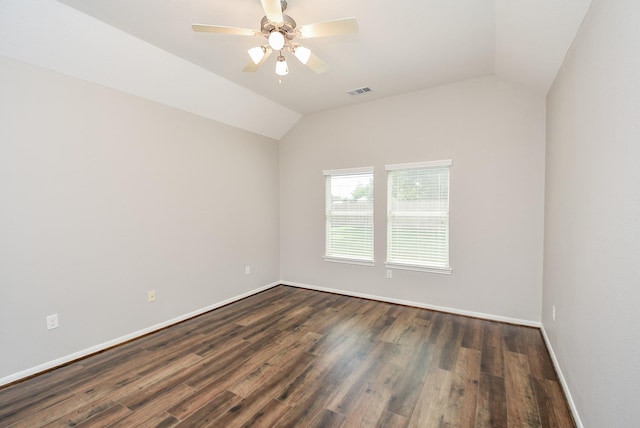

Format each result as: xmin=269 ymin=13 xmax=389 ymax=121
xmin=386 ymin=160 xmax=452 ymax=274
xmin=324 ymin=167 xmax=374 ymax=265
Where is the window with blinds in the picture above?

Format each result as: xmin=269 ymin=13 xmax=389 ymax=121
xmin=386 ymin=160 xmax=452 ymax=274
xmin=323 ymin=167 xmax=375 ymax=265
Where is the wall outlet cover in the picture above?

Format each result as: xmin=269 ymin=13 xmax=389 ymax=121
xmin=46 ymin=314 xmax=59 ymax=330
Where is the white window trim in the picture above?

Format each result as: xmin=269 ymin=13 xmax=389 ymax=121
xmin=385 ymin=159 xmax=452 ymax=274
xmin=323 ymin=166 xmax=374 ymax=176
xmin=385 ymin=159 xmax=452 ymax=171
xmin=324 ymin=166 xmax=375 ymax=266
xmin=385 ymin=262 xmax=452 ymax=275
xmin=325 ymin=256 xmax=376 ymax=267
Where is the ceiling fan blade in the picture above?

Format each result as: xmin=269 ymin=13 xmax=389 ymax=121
xmin=243 ymin=48 xmax=273 ymax=72
xmin=296 ymin=17 xmax=359 ymax=39
xmin=261 ymin=0 xmax=284 ymax=24
xmin=191 ymin=24 xmax=256 ymax=36
xmin=306 ymin=53 xmax=329 ymax=74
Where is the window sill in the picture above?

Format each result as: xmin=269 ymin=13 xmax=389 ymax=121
xmin=324 ymin=256 xmax=376 ymax=267
xmin=385 ymin=262 xmax=452 ymax=275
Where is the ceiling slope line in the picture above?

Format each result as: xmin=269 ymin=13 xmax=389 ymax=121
xmin=0 ymin=0 xmax=301 ymax=140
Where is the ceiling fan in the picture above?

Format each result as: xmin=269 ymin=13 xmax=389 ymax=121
xmin=192 ymin=0 xmax=358 ymax=76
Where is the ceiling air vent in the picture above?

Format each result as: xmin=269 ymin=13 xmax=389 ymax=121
xmin=346 ymin=86 xmax=372 ymax=96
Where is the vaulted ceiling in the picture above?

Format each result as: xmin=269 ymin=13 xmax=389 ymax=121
xmin=0 ymin=0 xmax=592 ymax=139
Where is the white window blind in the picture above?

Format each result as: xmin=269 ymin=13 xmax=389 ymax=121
xmin=386 ymin=160 xmax=451 ymax=273
xmin=324 ymin=167 xmax=374 ymax=265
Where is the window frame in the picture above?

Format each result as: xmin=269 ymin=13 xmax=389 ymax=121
xmin=323 ymin=166 xmax=375 ymax=266
xmin=385 ymin=159 xmax=452 ymax=274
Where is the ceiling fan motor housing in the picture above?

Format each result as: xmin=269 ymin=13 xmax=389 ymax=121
xmin=260 ymin=14 xmax=297 ymax=41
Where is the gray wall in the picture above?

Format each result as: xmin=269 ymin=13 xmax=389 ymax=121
xmin=543 ymin=0 xmax=640 ymax=426
xmin=0 ymin=56 xmax=280 ymax=381
xmin=280 ymin=76 xmax=546 ymax=322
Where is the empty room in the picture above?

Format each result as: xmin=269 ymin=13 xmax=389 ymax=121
xmin=0 ymin=0 xmax=638 ymax=426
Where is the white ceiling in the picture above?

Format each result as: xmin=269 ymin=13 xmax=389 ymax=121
xmin=0 ymin=0 xmax=591 ymax=139
xmin=56 ymin=0 xmax=591 ymax=113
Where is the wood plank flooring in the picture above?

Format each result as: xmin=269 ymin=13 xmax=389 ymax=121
xmin=0 ymin=285 xmax=575 ymax=427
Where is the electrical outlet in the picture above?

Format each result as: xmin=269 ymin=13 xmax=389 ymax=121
xmin=245 ymin=265 xmax=251 ymax=275
xmin=386 ymin=269 xmax=393 ymax=279
xmin=46 ymin=314 xmax=59 ymax=330
xmin=148 ymin=290 xmax=156 ymax=303
xmin=552 ymin=305 xmax=556 ymax=322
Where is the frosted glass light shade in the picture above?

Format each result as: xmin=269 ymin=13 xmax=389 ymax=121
xmin=275 ymin=55 xmax=288 ymax=76
xmin=248 ymin=46 xmax=265 ymax=64
xmin=293 ymin=46 xmax=311 ymax=64
xmin=268 ymin=31 xmax=285 ymax=51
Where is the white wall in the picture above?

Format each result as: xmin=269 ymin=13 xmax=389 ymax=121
xmin=280 ymin=76 xmax=546 ymax=322
xmin=543 ymin=0 xmax=640 ymax=426
xmin=0 ymin=56 xmax=280 ymax=381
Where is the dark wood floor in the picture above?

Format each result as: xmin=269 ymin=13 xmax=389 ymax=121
xmin=0 ymin=285 xmax=574 ymax=427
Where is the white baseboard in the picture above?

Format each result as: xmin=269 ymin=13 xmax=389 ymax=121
xmin=540 ymin=326 xmax=583 ymax=428
xmin=280 ymin=280 xmax=541 ymax=328
xmin=0 ymin=282 xmax=279 ymax=388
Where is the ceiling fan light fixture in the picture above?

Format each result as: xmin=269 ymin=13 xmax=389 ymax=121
xmin=293 ymin=45 xmax=311 ymax=64
xmin=248 ymin=46 xmax=266 ymax=64
xmin=275 ymin=55 xmax=289 ymax=76
xmin=268 ymin=31 xmax=285 ymax=51
xmin=192 ymin=3 xmax=359 ymax=76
